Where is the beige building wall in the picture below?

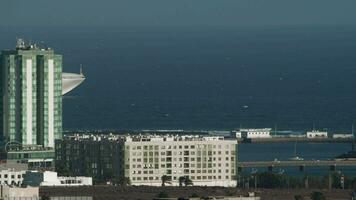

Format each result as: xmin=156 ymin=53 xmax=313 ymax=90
xmin=124 ymin=136 xmax=237 ymax=187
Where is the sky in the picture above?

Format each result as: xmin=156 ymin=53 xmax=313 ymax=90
xmin=1 ymin=0 xmax=356 ymax=27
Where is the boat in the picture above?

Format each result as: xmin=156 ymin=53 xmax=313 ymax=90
xmin=335 ymin=142 xmax=356 ymax=160
xmin=335 ymin=151 xmax=356 ymax=161
xmin=289 ymin=156 xmax=304 ymax=161
xmin=289 ymin=141 xmax=304 ymax=161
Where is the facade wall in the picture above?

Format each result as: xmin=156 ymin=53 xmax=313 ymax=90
xmin=0 ymin=169 xmax=26 ymax=185
xmin=306 ymin=131 xmax=328 ymax=138
xmin=55 ymin=137 xmax=125 ymax=180
xmin=56 ymin=135 xmax=238 ymax=187
xmin=236 ymin=129 xmax=272 ymax=139
xmin=125 ymin=138 xmax=237 ymax=187
xmin=0 ymin=185 xmax=39 ymax=200
xmin=23 ymin=171 xmax=92 ymax=186
xmin=0 ymin=48 xmax=62 ymax=148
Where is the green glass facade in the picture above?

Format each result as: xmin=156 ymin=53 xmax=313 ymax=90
xmin=0 ymin=46 xmax=62 ymax=148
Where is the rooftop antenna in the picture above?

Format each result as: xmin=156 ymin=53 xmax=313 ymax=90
xmin=16 ymin=38 xmax=25 ymax=49
xmin=352 ymin=124 xmax=355 ymax=151
xmin=39 ymin=41 xmax=48 ymax=49
xmin=312 ymin=122 xmax=315 ymax=131
xmin=80 ymin=64 xmax=83 ymax=75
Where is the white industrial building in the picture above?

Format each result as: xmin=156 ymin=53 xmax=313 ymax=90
xmin=23 ymin=171 xmax=92 ymax=186
xmin=234 ymin=128 xmax=272 ymax=139
xmin=332 ymin=133 xmax=354 ymax=139
xmin=0 ymin=161 xmax=92 ymax=187
xmin=124 ymin=135 xmax=238 ymax=187
xmin=306 ymin=130 xmax=328 ymax=138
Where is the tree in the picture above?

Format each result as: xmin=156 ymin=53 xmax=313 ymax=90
xmin=184 ymin=176 xmax=193 ymax=186
xmin=294 ymin=195 xmax=303 ymax=200
xmin=178 ymin=176 xmax=193 ymax=187
xmin=179 ymin=176 xmax=185 ymax=187
xmin=310 ymin=191 xmax=326 ymax=200
xmin=41 ymin=195 xmax=50 ymax=200
xmin=113 ymin=176 xmax=131 ymax=186
xmin=257 ymin=172 xmax=288 ymax=188
xmin=190 ymin=193 xmax=199 ymax=198
xmin=157 ymin=191 xmax=169 ymax=198
xmin=55 ymin=162 xmax=71 ymax=176
xmin=161 ymin=175 xmax=171 ymax=186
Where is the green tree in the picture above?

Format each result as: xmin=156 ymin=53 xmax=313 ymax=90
xmin=178 ymin=176 xmax=193 ymax=187
xmin=161 ymin=175 xmax=171 ymax=186
xmin=257 ymin=172 xmax=288 ymax=188
xmin=294 ymin=194 xmax=303 ymax=200
xmin=310 ymin=191 xmax=326 ymax=200
xmin=190 ymin=193 xmax=199 ymax=198
xmin=55 ymin=162 xmax=71 ymax=176
xmin=103 ymin=169 xmax=114 ymax=181
xmin=41 ymin=195 xmax=50 ymax=200
xmin=184 ymin=176 xmax=193 ymax=186
xmin=157 ymin=191 xmax=169 ymax=198
xmin=112 ymin=176 xmax=131 ymax=186
xmin=179 ymin=176 xmax=185 ymax=187
xmin=307 ymin=176 xmax=327 ymax=189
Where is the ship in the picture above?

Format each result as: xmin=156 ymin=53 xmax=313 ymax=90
xmin=62 ymin=68 xmax=85 ymax=95
xmin=335 ymin=151 xmax=356 ymax=161
xmin=289 ymin=141 xmax=304 ymax=161
xmin=335 ymin=141 xmax=356 ymax=161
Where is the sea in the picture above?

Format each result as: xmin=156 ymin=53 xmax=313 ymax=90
xmin=1 ymin=25 xmax=356 ymax=175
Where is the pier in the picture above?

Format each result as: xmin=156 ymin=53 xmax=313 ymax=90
xmin=239 ymin=137 xmax=355 ymax=144
xmin=237 ymin=160 xmax=356 ymax=171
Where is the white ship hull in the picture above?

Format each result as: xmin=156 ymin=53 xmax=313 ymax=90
xmin=62 ymin=72 xmax=85 ymax=95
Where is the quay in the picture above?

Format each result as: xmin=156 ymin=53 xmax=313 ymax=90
xmin=237 ymin=160 xmax=356 ymax=171
xmin=239 ymin=137 xmax=354 ymax=144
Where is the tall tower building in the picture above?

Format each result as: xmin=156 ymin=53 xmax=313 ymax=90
xmin=0 ymin=39 xmax=62 ymax=148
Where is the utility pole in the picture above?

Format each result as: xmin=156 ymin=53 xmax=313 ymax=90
xmin=352 ymin=124 xmax=355 ymax=151
xmin=340 ymin=174 xmax=345 ymax=189
xmin=254 ymin=174 xmax=257 ymax=189
xmin=305 ymin=175 xmax=309 ymax=189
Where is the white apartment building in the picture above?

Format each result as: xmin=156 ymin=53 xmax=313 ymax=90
xmin=124 ymin=135 xmax=238 ymax=187
xmin=235 ymin=128 xmax=272 ymax=139
xmin=306 ymin=130 xmax=328 ymax=138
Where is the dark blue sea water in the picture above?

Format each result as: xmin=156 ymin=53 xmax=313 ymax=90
xmin=1 ymin=26 xmax=356 ymax=132
xmin=1 ymin=26 xmax=356 ymax=175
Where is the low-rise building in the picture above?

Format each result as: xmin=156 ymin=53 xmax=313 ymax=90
xmin=0 ymin=185 xmax=39 ymax=200
xmin=306 ymin=130 xmax=328 ymax=138
xmin=23 ymin=171 xmax=92 ymax=186
xmin=0 ymin=169 xmax=25 ymax=186
xmin=0 ymin=161 xmax=28 ymax=186
xmin=55 ymin=134 xmax=238 ymax=187
xmin=235 ymin=128 xmax=272 ymax=139
xmin=0 ymin=144 xmax=55 ymax=171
